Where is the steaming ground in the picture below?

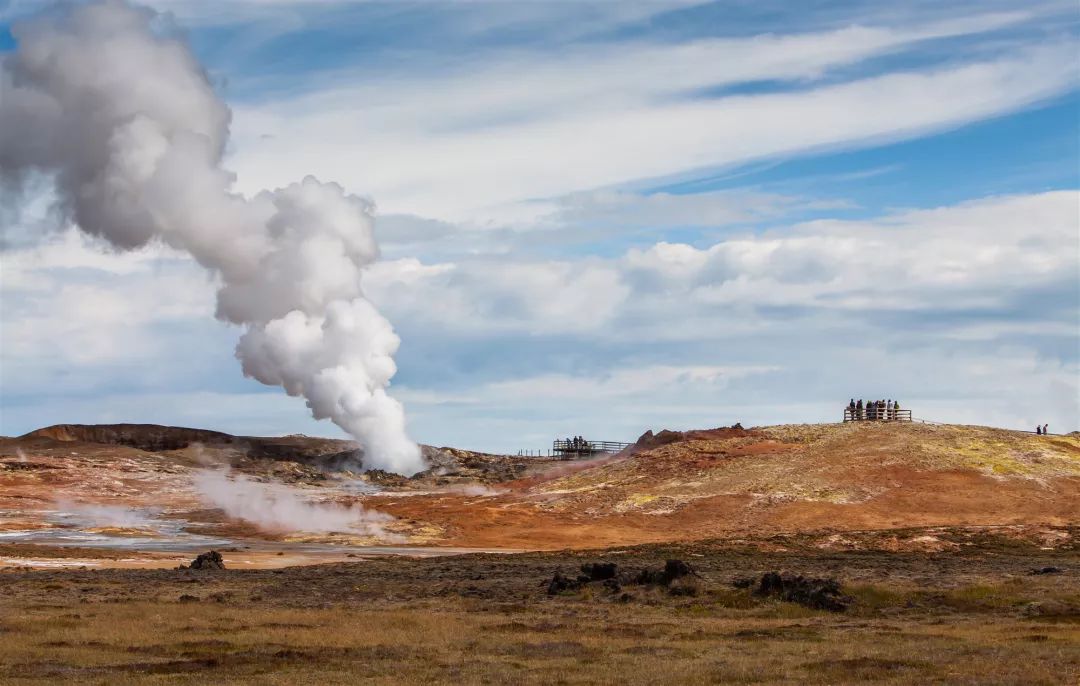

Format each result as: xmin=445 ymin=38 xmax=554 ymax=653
xmin=193 ymin=468 xmax=397 ymax=538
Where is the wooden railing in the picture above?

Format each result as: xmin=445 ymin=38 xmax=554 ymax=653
xmin=552 ymin=439 xmax=633 ymax=458
xmin=843 ymin=408 xmax=912 ymax=422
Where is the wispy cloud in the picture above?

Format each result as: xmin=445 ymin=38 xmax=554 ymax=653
xmin=228 ymin=36 xmax=1076 ymax=220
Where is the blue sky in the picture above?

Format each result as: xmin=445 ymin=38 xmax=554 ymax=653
xmin=2 ymin=0 xmax=1078 ymax=451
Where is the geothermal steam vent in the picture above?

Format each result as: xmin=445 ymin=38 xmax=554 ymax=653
xmin=0 ymin=1 xmax=424 ymax=475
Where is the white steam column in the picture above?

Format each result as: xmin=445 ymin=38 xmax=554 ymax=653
xmin=0 ymin=0 xmax=426 ymax=475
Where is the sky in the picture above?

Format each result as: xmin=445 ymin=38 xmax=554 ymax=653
xmin=1 ymin=0 xmax=1078 ymax=453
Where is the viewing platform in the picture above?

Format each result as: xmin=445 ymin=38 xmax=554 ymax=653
xmin=552 ymin=439 xmax=632 ymax=459
xmin=843 ymin=408 xmax=911 ymax=422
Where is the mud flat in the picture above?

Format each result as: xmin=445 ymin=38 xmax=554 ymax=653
xmin=1 ymin=527 xmax=1078 ymax=685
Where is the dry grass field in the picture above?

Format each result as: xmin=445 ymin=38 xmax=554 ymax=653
xmin=2 ymin=529 xmax=1078 ymax=685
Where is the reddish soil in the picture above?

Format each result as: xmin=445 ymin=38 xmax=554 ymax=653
xmin=2 ymin=421 xmax=1078 ymax=561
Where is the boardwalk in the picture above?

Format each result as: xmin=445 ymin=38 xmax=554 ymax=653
xmin=552 ymin=439 xmax=632 ymax=459
xmin=843 ymin=408 xmax=912 ymax=422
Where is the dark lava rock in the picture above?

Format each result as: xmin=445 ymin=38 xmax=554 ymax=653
xmin=181 ymin=551 xmax=226 ymax=571
xmin=661 ymin=559 xmax=695 ymax=583
xmin=580 ymin=562 xmax=618 ymax=581
xmin=178 ymin=594 xmax=200 ymax=603
xmin=364 ymin=469 xmax=409 ymax=488
xmin=633 ymin=429 xmax=685 ymax=451
xmin=753 ymin=572 xmax=848 ymax=612
xmin=546 ymin=572 xmax=583 ymax=595
xmin=548 ymin=559 xmax=699 ymax=598
xmin=1030 ymin=566 xmax=1064 ymax=575
xmin=636 ymin=559 xmax=697 ymax=586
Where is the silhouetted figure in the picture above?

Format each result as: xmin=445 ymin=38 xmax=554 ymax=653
xmin=1036 ymin=426 xmax=1042 ymax=435
xmin=856 ymin=399 xmax=864 ymax=420
xmin=1043 ymin=424 xmax=1049 ymax=435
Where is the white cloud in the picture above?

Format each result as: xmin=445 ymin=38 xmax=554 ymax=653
xmin=546 ymin=189 xmax=848 ymax=229
xmin=0 ymin=389 xmax=339 ymax=438
xmin=1 ymin=230 xmax=216 ymax=374
xmin=398 ymin=364 xmax=779 ymax=405
xmin=2 ymin=192 xmax=1076 ymax=444
xmin=364 ymin=191 xmax=1079 ymax=339
xmin=227 ymin=29 xmax=1076 ymax=221
xmin=365 ymin=257 xmax=631 ymax=335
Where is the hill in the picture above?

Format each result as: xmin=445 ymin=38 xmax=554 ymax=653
xmin=1 ymin=421 xmax=1077 ymax=556
xmin=366 ymin=421 xmax=1080 ymax=549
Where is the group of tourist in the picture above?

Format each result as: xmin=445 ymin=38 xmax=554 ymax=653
xmin=1036 ymin=424 xmax=1050 ymax=435
xmin=563 ymin=436 xmax=591 ymax=451
xmin=847 ymin=398 xmax=902 ymax=421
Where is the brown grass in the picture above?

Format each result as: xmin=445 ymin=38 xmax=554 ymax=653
xmin=1 ymin=528 xmax=1078 ymax=684
xmin=2 ymin=534 xmax=1079 ymax=686
xmin=1 ymin=598 xmax=1077 ymax=685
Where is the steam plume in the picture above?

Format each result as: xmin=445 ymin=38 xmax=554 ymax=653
xmin=0 ymin=1 xmax=425 ymax=475
xmin=55 ymin=499 xmax=158 ymax=529
xmin=194 ymin=468 xmax=394 ymax=536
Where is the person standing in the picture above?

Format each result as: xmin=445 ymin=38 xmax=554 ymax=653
xmin=1043 ymin=424 xmax=1049 ymax=435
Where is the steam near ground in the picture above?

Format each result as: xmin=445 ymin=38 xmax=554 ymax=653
xmin=0 ymin=0 xmax=425 ymax=475
xmin=193 ymin=468 xmax=396 ymax=537
xmin=53 ymin=500 xmax=159 ymax=530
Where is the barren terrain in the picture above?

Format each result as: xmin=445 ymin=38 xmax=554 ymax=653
xmin=1 ymin=421 xmax=1077 ymax=565
xmin=1 ymin=529 xmax=1078 ymax=684
xmin=1 ymin=422 xmax=1078 ymax=683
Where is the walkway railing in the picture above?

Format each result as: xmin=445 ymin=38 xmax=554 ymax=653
xmin=843 ymin=408 xmax=912 ymax=422
xmin=552 ymin=439 xmax=633 ymax=459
